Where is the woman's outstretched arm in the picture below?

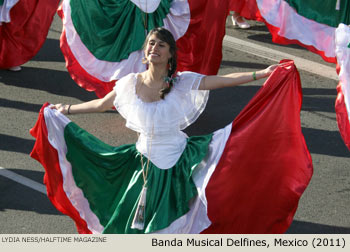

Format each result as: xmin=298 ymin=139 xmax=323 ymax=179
xmin=50 ymin=90 xmax=116 ymax=115
xmin=199 ymin=64 xmax=279 ymax=90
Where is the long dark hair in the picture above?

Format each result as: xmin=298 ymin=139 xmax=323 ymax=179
xmin=143 ymin=27 xmax=177 ymax=99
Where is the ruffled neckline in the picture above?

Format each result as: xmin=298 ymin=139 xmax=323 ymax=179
xmin=113 ymin=71 xmax=209 ymax=135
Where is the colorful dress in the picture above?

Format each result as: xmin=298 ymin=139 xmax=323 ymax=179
xmin=30 ymin=61 xmax=313 ymax=234
xmin=0 ymin=0 xmax=60 ymax=69
xmin=58 ymin=0 xmax=231 ymax=98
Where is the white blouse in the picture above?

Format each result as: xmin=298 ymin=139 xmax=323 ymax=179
xmin=113 ymin=71 xmax=209 ymax=169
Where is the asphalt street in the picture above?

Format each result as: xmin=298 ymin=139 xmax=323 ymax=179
xmin=0 ymin=14 xmax=349 ymax=234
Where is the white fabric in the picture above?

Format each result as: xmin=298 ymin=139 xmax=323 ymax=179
xmin=130 ymin=0 xmax=161 ymax=13
xmin=113 ymin=71 xmax=209 ymax=169
xmin=257 ymin=0 xmax=336 ymax=59
xmin=62 ymin=0 xmax=190 ymax=82
xmin=44 ymin=107 xmax=104 ymax=234
xmin=44 ymin=106 xmax=232 ymax=234
xmin=0 ymin=0 xmax=19 ymax=24
xmin=335 ymin=24 xmax=350 ymax=122
xmin=336 ymin=0 xmax=340 ymax=10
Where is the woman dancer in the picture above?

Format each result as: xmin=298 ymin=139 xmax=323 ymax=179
xmin=31 ymin=27 xmax=312 ymax=234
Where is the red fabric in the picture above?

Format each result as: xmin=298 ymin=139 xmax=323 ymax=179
xmin=229 ymin=0 xmax=264 ymax=22
xmin=229 ymin=0 xmax=337 ymax=64
xmin=264 ymin=22 xmax=337 ymax=64
xmin=0 ymin=0 xmax=60 ymax=68
xmin=60 ymin=29 xmax=116 ymax=98
xmin=29 ymin=103 xmax=92 ymax=234
xmin=203 ymin=60 xmax=313 ymax=233
xmin=58 ymin=0 xmax=231 ymax=98
xmin=335 ymin=63 xmax=350 ymax=150
xmin=335 ymin=85 xmax=350 ymax=150
xmin=57 ymin=5 xmax=116 ymax=98
xmin=176 ymin=0 xmax=230 ymax=75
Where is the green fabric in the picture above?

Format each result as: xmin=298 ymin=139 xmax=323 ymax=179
xmin=70 ymin=0 xmax=172 ymax=62
xmin=285 ymin=0 xmax=350 ymax=27
xmin=348 ymin=42 xmax=350 ymax=48
xmin=64 ymin=122 xmax=213 ymax=234
xmin=0 ymin=1 xmax=4 ymax=6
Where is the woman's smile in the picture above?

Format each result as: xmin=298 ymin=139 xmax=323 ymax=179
xmin=145 ymin=35 xmax=171 ymax=64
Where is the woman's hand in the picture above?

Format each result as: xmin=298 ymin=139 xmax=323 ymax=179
xmin=49 ymin=103 xmax=70 ymax=115
xmin=258 ymin=64 xmax=279 ymax=78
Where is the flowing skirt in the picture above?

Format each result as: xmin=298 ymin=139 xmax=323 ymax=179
xmin=30 ymin=61 xmax=313 ymax=233
xmin=0 ymin=0 xmax=60 ymax=68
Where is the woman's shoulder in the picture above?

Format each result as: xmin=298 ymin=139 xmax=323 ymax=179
xmin=177 ymin=71 xmax=204 ymax=78
xmin=114 ymin=72 xmax=137 ymax=89
xmin=119 ymin=72 xmax=138 ymax=82
xmin=113 ymin=72 xmax=140 ymax=105
xmin=175 ymin=71 xmax=206 ymax=91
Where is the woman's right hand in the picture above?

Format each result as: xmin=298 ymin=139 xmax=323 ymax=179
xmin=49 ymin=103 xmax=70 ymax=115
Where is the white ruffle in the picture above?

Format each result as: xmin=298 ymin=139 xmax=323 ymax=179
xmin=113 ymin=71 xmax=209 ymax=135
xmin=0 ymin=0 xmax=19 ymax=24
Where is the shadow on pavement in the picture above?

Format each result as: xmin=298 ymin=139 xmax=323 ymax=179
xmin=0 ymin=98 xmax=42 ymax=113
xmin=30 ymin=38 xmax=65 ymax=63
xmin=0 ymin=134 xmax=35 ymax=155
xmin=247 ymin=33 xmax=308 ymax=51
xmin=302 ymin=87 xmax=337 ymax=114
xmin=186 ymin=85 xmax=259 ymax=135
xmin=0 ymin=66 xmax=97 ymax=101
xmin=0 ymin=170 xmax=61 ymax=216
xmin=302 ymin=128 xmax=349 ymax=157
xmin=221 ymin=60 xmax=270 ymax=70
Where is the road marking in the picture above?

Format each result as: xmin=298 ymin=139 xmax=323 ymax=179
xmin=0 ymin=166 xmax=46 ymax=195
xmin=223 ymin=35 xmax=338 ymax=81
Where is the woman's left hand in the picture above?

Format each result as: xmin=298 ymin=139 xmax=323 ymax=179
xmin=260 ymin=64 xmax=279 ymax=78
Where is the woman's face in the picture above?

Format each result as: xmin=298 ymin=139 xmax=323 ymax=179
xmin=144 ymin=34 xmax=172 ymax=65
